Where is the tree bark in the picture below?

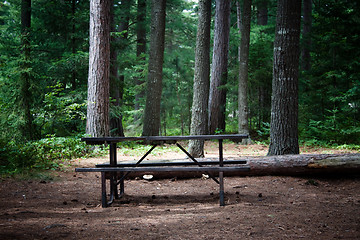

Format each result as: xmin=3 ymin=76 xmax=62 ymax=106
xmin=20 ymin=0 xmax=34 ymax=140
xmin=71 ymin=0 xmax=77 ymax=90
xmin=86 ymin=0 xmax=111 ymax=137
xmin=239 ymin=154 xmax=360 ymax=176
xmin=237 ymin=0 xmax=252 ymax=144
xmin=142 ymin=0 xmax=166 ymax=136
xmin=109 ymin=0 xmax=129 ymax=137
xmin=256 ymin=0 xmax=269 ymax=131
xmin=208 ymin=0 xmax=231 ymax=134
xmin=123 ymin=154 xmax=360 ymax=179
xmin=257 ymin=0 xmax=268 ymax=25
xmin=188 ymin=0 xmax=211 ymax=158
xmin=135 ymin=0 xmax=147 ymax=116
xmin=268 ymin=0 xmax=301 ymax=155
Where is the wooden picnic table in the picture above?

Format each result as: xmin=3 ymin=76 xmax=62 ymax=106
xmin=76 ymin=134 xmax=250 ymax=207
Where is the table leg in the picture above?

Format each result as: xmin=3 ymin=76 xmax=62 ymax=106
xmin=119 ymin=172 xmax=125 ymax=195
xmin=219 ymin=172 xmax=225 ymax=206
xmin=101 ymin=172 xmax=108 ymax=208
xmin=219 ymin=139 xmax=225 ymax=206
xmin=110 ymin=143 xmax=119 ymax=199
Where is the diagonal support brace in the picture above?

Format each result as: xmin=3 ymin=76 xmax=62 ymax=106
xmin=175 ymin=143 xmax=220 ymax=184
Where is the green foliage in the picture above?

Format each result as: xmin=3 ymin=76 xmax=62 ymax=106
xmin=160 ymin=0 xmax=196 ymax=135
xmin=247 ymin=24 xmax=274 ymax=133
xmin=256 ymin=122 xmax=270 ymax=140
xmin=0 ymin=0 xmax=89 ymax=141
xmin=35 ymin=82 xmax=87 ymax=137
xmin=0 ymin=136 xmax=106 ymax=175
xmin=299 ymin=0 xmax=360 ymax=144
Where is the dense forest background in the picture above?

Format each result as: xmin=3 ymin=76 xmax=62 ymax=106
xmin=0 ymin=0 xmax=359 ymax=173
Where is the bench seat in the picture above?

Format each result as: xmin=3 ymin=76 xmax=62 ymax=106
xmin=76 ymin=166 xmax=250 ymax=173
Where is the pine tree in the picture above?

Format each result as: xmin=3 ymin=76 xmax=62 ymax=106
xmin=208 ymin=0 xmax=231 ymax=134
xmin=188 ymin=0 xmax=211 ymax=157
xmin=20 ymin=0 xmax=34 ymax=140
xmin=268 ymin=0 xmax=301 ymax=155
xmin=86 ymin=0 xmax=111 ymax=137
xmin=237 ymin=0 xmax=252 ymax=144
xmin=142 ymin=0 xmax=166 ymax=136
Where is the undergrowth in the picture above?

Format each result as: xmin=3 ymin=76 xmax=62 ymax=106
xmin=0 ymin=136 xmax=107 ymax=176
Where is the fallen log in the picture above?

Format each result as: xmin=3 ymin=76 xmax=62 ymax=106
xmin=118 ymin=153 xmax=360 ymax=179
xmin=242 ymin=153 xmax=360 ymax=176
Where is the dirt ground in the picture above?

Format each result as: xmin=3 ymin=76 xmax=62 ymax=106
xmin=0 ymin=143 xmax=359 ymax=240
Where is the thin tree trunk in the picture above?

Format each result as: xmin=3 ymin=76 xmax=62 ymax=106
xmin=268 ymin=0 xmax=302 ymax=155
xmin=109 ymin=1 xmax=129 ymax=137
xmin=256 ymin=0 xmax=269 ymax=132
xmin=71 ymin=0 xmax=77 ymax=90
xmin=301 ymin=0 xmax=312 ymax=71
xmin=208 ymin=0 xmax=231 ymax=134
xmin=20 ymin=0 xmax=34 ymax=140
xmin=135 ymin=0 xmax=146 ymax=117
xmin=175 ymin=72 xmax=185 ymax=136
xmin=142 ymin=0 xmax=166 ymax=136
xmin=86 ymin=0 xmax=111 ymax=137
xmin=237 ymin=0 xmax=252 ymax=144
xmin=257 ymin=0 xmax=268 ymax=25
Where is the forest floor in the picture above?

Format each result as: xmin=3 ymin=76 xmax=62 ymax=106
xmin=0 ymin=143 xmax=359 ymax=240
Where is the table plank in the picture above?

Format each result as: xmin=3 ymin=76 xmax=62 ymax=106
xmin=81 ymin=134 xmax=249 ymax=144
xmin=95 ymin=159 xmax=247 ymax=167
xmin=76 ymin=166 xmax=250 ymax=172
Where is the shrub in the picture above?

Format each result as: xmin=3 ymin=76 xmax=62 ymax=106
xmin=0 ymin=136 xmax=106 ymax=175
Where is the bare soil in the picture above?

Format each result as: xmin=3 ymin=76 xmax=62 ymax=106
xmin=1 ymin=143 xmax=359 ymax=240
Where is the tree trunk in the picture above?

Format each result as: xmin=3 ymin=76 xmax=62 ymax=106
xmin=257 ymin=0 xmax=268 ymax=25
xmin=135 ymin=0 xmax=146 ymax=116
xmin=142 ymin=0 xmax=166 ymax=136
xmin=268 ymin=0 xmax=301 ymax=155
xmin=71 ymin=0 xmax=77 ymax=90
xmin=86 ymin=0 xmax=111 ymax=137
xmin=237 ymin=0 xmax=252 ymax=144
xmin=124 ymin=154 xmax=360 ymax=179
xmin=301 ymin=0 xmax=312 ymax=71
xmin=109 ymin=0 xmax=129 ymax=137
xmin=256 ymin=0 xmax=269 ymax=132
xmin=239 ymin=154 xmax=360 ymax=176
xmin=208 ymin=0 xmax=231 ymax=134
xmin=188 ymin=0 xmax=211 ymax=158
xmin=20 ymin=0 xmax=34 ymax=140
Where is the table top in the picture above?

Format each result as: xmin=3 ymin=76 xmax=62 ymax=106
xmin=81 ymin=134 xmax=249 ymax=144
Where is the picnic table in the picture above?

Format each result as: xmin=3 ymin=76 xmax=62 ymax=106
xmin=75 ymin=134 xmax=250 ymax=207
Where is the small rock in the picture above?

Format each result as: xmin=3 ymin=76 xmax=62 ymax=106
xmin=201 ymin=174 xmax=209 ymax=180
xmin=143 ymin=175 xmax=154 ymax=180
